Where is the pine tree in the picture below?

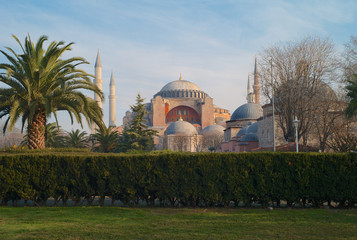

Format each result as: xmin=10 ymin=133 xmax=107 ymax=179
xmin=117 ymin=94 xmax=158 ymax=152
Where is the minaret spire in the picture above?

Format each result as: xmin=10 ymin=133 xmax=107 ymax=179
xmin=253 ymin=55 xmax=260 ymax=104
xmin=253 ymin=54 xmax=257 ymax=75
xmin=92 ymin=50 xmax=103 ymax=133
xmin=95 ymin=49 xmax=102 ymax=67
xmin=109 ymin=70 xmax=116 ymax=127
xmin=247 ymin=73 xmax=254 ymax=103
xmin=247 ymin=73 xmax=252 ymax=94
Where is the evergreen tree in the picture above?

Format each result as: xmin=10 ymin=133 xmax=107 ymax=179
xmin=346 ymin=74 xmax=357 ymax=118
xmin=117 ymin=94 xmax=157 ymax=152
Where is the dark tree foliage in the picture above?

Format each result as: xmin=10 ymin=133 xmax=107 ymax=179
xmin=90 ymin=126 xmax=119 ymax=153
xmin=117 ymin=94 xmax=158 ymax=152
xmin=63 ymin=129 xmax=88 ymax=148
xmin=346 ymin=74 xmax=357 ymax=118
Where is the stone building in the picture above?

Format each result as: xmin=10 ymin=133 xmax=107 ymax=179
xmin=123 ymin=73 xmax=230 ymax=151
xmin=221 ymin=57 xmax=263 ymax=152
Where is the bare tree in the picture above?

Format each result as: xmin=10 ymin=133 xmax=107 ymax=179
xmin=343 ymin=36 xmax=357 ymax=82
xmin=326 ymin=119 xmax=357 ymax=152
xmin=260 ymin=36 xmax=341 ymax=143
xmin=172 ymin=135 xmax=189 ymax=151
xmin=0 ymin=124 xmax=24 ymax=148
xmin=311 ymin=94 xmax=346 ymax=152
xmin=203 ymin=135 xmax=224 ymax=152
xmin=192 ymin=134 xmax=203 ymax=152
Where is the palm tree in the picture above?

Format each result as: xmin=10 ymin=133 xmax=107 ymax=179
xmin=21 ymin=122 xmax=65 ymax=148
xmin=0 ymin=34 xmax=104 ymax=149
xmin=63 ymin=129 xmax=88 ymax=148
xmin=90 ymin=126 xmax=119 ymax=153
xmin=346 ymin=74 xmax=357 ymax=118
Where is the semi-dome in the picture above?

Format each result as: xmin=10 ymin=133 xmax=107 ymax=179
xmin=202 ymin=124 xmax=225 ymax=137
xmin=166 ymin=119 xmax=198 ymax=135
xmin=230 ymin=103 xmax=263 ymax=121
xmin=154 ymin=74 xmax=208 ymax=99
xmin=237 ymin=125 xmax=248 ymax=137
xmin=240 ymin=133 xmax=259 ymax=142
xmin=247 ymin=122 xmax=258 ymax=134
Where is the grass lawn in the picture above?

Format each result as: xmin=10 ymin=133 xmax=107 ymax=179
xmin=0 ymin=207 xmax=356 ymax=240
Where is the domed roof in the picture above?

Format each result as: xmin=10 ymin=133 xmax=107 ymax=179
xmin=166 ymin=120 xmax=198 ymax=135
xmin=202 ymin=124 xmax=225 ymax=137
xmin=247 ymin=122 xmax=258 ymax=134
xmin=240 ymin=133 xmax=259 ymax=142
xmin=231 ymin=103 xmax=263 ymax=121
xmin=154 ymin=74 xmax=207 ymax=99
xmin=160 ymin=80 xmax=201 ymax=92
xmin=237 ymin=125 xmax=249 ymax=137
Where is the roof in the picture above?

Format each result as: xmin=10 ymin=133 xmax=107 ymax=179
xmin=231 ymin=103 xmax=263 ymax=121
xmin=160 ymin=79 xmax=201 ymax=92
xmin=240 ymin=133 xmax=259 ymax=142
xmin=202 ymin=124 xmax=225 ymax=137
xmin=237 ymin=125 xmax=249 ymax=137
xmin=166 ymin=120 xmax=198 ymax=135
xmin=247 ymin=122 xmax=258 ymax=134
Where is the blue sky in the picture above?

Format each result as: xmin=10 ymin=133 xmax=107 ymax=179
xmin=0 ymin=0 xmax=356 ymax=132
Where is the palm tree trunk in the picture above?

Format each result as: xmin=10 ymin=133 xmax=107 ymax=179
xmin=28 ymin=110 xmax=46 ymax=149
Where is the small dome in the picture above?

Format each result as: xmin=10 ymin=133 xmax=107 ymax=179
xmin=240 ymin=133 xmax=259 ymax=142
xmin=231 ymin=103 xmax=263 ymax=120
xmin=202 ymin=124 xmax=225 ymax=137
xmin=237 ymin=125 xmax=249 ymax=137
xmin=166 ymin=120 xmax=198 ymax=135
xmin=161 ymin=80 xmax=201 ymax=92
xmin=247 ymin=122 xmax=258 ymax=134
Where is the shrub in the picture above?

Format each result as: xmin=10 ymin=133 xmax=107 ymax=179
xmin=0 ymin=152 xmax=356 ymax=207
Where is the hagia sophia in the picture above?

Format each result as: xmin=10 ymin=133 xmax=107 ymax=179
xmin=93 ymin=51 xmax=290 ymax=152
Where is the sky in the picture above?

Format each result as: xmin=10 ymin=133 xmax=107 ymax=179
xmin=0 ymin=0 xmax=356 ymax=133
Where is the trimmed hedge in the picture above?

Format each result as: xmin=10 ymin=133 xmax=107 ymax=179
xmin=0 ymin=152 xmax=356 ymax=207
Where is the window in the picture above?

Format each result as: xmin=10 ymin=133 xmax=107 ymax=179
xmin=171 ymin=111 xmax=174 ymax=116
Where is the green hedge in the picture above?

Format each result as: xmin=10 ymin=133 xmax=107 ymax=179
xmin=0 ymin=152 xmax=356 ymax=207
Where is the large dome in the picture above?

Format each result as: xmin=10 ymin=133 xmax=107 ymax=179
xmin=154 ymin=76 xmax=208 ymax=99
xmin=161 ymin=80 xmax=201 ymax=92
xmin=231 ymin=103 xmax=263 ymax=121
xmin=166 ymin=120 xmax=198 ymax=135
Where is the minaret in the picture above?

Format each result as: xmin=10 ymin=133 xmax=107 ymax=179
xmin=94 ymin=49 xmax=103 ymax=109
xmin=246 ymin=73 xmax=254 ymax=103
xmin=253 ymin=56 xmax=260 ymax=104
xmin=109 ymin=71 xmax=116 ymax=127
xmin=92 ymin=50 xmax=103 ymax=133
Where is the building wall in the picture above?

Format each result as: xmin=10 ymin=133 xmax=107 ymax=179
xmin=200 ymin=96 xmax=214 ymax=128
xmin=151 ymin=96 xmax=166 ymax=127
xmin=166 ymin=106 xmax=200 ymax=125
xmin=165 ymin=134 xmax=202 ymax=152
